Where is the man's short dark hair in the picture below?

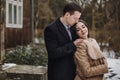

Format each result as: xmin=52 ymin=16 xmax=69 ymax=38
xmin=63 ymin=2 xmax=82 ymax=15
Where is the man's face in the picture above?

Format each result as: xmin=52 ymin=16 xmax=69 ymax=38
xmin=66 ymin=11 xmax=81 ymax=26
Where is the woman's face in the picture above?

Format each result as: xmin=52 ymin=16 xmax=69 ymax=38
xmin=76 ymin=22 xmax=88 ymax=39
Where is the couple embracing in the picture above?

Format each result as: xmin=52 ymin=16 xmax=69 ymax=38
xmin=44 ymin=2 xmax=108 ymax=80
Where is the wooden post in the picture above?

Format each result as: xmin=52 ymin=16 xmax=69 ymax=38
xmin=0 ymin=23 xmax=5 ymax=66
xmin=0 ymin=24 xmax=6 ymax=80
xmin=0 ymin=0 xmax=7 ymax=80
xmin=31 ymin=0 xmax=34 ymax=43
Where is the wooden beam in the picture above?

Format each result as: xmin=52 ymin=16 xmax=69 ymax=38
xmin=0 ymin=0 xmax=5 ymax=67
xmin=0 ymin=24 xmax=5 ymax=65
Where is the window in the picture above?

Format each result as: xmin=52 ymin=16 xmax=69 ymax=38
xmin=6 ymin=0 xmax=23 ymax=28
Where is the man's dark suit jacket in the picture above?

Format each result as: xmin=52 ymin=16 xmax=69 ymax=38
xmin=44 ymin=17 xmax=77 ymax=80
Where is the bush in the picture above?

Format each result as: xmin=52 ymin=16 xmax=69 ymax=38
xmin=4 ymin=44 xmax=48 ymax=66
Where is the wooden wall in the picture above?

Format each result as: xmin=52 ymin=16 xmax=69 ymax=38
xmin=5 ymin=0 xmax=32 ymax=48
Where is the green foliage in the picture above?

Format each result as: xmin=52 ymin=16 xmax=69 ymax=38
xmin=4 ymin=45 xmax=48 ymax=66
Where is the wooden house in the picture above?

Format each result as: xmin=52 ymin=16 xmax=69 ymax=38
xmin=0 ymin=0 xmax=34 ymax=64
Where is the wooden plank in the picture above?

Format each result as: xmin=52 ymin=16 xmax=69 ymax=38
xmin=4 ymin=65 xmax=47 ymax=75
xmin=0 ymin=0 xmax=5 ymax=66
xmin=0 ymin=24 xmax=5 ymax=65
xmin=3 ymin=64 xmax=47 ymax=80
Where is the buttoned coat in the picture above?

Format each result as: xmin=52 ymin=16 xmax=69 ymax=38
xmin=74 ymin=38 xmax=108 ymax=80
xmin=44 ymin=18 xmax=77 ymax=80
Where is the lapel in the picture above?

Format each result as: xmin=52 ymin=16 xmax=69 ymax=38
xmin=56 ymin=18 xmax=71 ymax=41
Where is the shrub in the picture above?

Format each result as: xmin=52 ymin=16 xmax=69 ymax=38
xmin=4 ymin=44 xmax=48 ymax=66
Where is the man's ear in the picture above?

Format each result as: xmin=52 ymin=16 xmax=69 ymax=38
xmin=65 ymin=12 xmax=70 ymax=16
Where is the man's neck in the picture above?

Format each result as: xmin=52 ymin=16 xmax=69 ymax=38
xmin=60 ymin=16 xmax=68 ymax=26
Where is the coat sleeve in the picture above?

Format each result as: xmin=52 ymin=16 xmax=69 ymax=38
xmin=74 ymin=43 xmax=108 ymax=78
xmin=44 ymin=27 xmax=76 ymax=60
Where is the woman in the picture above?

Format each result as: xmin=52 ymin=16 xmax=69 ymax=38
xmin=74 ymin=20 xmax=108 ymax=80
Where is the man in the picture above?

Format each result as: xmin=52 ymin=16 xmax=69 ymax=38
xmin=44 ymin=2 xmax=82 ymax=80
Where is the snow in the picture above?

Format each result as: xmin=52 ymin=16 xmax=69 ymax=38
xmin=2 ymin=63 xmax=16 ymax=70
xmin=104 ymin=58 xmax=120 ymax=80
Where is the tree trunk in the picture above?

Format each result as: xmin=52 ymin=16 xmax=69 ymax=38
xmin=91 ymin=8 xmax=96 ymax=38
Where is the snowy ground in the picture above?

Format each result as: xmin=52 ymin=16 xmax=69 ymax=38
xmin=104 ymin=58 xmax=120 ymax=80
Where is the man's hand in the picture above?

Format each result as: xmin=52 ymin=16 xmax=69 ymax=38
xmin=73 ymin=39 xmax=83 ymax=46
